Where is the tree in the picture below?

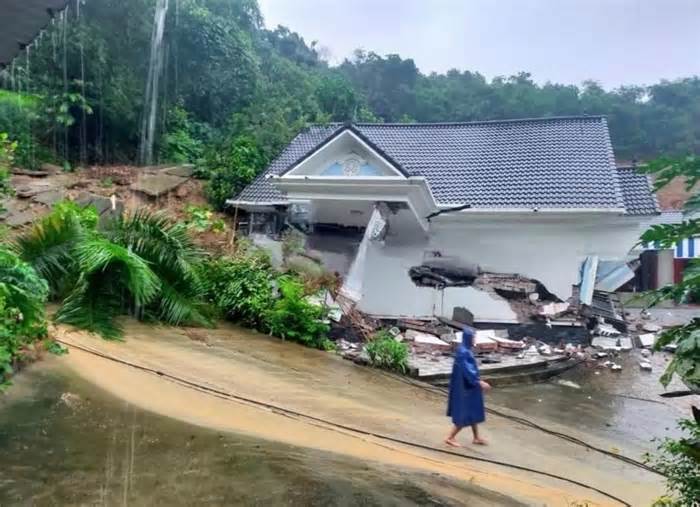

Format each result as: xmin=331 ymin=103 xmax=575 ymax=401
xmin=640 ymin=155 xmax=700 ymax=505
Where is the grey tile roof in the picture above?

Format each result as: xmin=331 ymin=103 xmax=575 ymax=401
xmin=234 ymin=116 xmax=653 ymax=213
xmin=616 ymin=166 xmax=659 ymax=216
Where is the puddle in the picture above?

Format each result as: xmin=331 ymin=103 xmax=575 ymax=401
xmin=0 ymin=360 xmax=520 ymax=506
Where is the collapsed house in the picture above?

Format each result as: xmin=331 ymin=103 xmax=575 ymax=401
xmin=228 ymin=117 xmax=659 ymax=335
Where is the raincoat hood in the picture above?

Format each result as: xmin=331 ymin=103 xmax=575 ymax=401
xmin=461 ymin=327 xmax=474 ymax=349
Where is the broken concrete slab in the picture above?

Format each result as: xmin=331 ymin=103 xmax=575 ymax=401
xmin=32 ymin=189 xmax=65 ymax=206
xmin=637 ymin=333 xmax=656 ymax=348
xmin=40 ymin=163 xmax=63 ymax=174
xmin=594 ymin=322 xmax=621 ymax=336
xmin=538 ymin=302 xmax=570 ymax=317
xmin=131 ymin=173 xmax=187 ymax=197
xmin=473 ymin=330 xmax=498 ymax=352
xmin=591 ymin=336 xmax=633 ymax=351
xmin=14 ymin=182 xmax=53 ymax=198
xmin=4 ymin=209 xmax=36 ymax=227
xmin=11 ymin=167 xmax=49 ymax=177
xmin=162 ymin=164 xmax=194 ymax=178
xmin=642 ymin=323 xmax=662 ymax=333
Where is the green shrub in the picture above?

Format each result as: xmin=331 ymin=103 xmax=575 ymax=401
xmin=203 ymin=135 xmax=265 ymax=210
xmin=200 ymin=252 xmax=275 ymax=329
xmin=0 ymin=247 xmax=49 ymax=386
xmin=0 ymin=132 xmax=16 ymax=208
xmin=645 ymin=418 xmax=700 ymax=506
xmin=265 ymin=276 xmax=332 ymax=350
xmin=365 ymin=330 xmax=409 ymax=373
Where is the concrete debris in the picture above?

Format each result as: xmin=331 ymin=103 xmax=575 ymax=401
xmin=32 ymin=189 xmax=65 ymax=206
xmin=40 ymin=163 xmax=63 ymax=174
xmin=491 ymin=336 xmax=526 ymax=351
xmin=473 ymin=330 xmax=499 ymax=352
xmin=12 ymin=167 xmax=50 ymax=177
xmin=537 ymin=302 xmax=570 ymax=317
xmin=591 ymin=336 xmax=633 ymax=351
xmin=594 ymin=321 xmax=621 ymax=336
xmin=639 ymin=361 xmax=652 ymax=371
xmin=640 ymin=349 xmax=651 ymax=358
xmin=15 ymin=182 xmax=53 ymax=198
xmin=131 ymin=173 xmax=188 ymax=197
xmin=593 ymin=352 xmax=609 ymax=359
xmin=162 ymin=164 xmax=194 ymax=178
xmin=4 ymin=209 xmax=37 ymax=227
xmin=637 ymin=333 xmax=656 ymax=348
xmin=556 ymin=379 xmax=582 ymax=389
xmin=642 ymin=323 xmax=662 ymax=333
xmin=611 ymin=364 xmax=622 ymax=371
xmin=538 ymin=344 xmax=553 ymax=356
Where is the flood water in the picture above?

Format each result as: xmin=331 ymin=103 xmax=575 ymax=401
xmin=0 ymin=360 xmax=520 ymax=507
xmin=490 ymin=348 xmax=691 ymax=456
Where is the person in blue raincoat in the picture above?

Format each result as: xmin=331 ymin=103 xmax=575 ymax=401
xmin=445 ymin=327 xmax=491 ymax=446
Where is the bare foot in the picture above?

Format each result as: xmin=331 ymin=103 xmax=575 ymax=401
xmin=472 ymin=438 xmax=488 ymax=445
xmin=444 ymin=438 xmax=462 ymax=448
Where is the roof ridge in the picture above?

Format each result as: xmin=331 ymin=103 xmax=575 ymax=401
xmin=309 ymin=115 xmax=606 ymax=129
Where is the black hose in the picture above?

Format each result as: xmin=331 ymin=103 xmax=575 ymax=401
xmin=57 ymin=338 xmax=633 ymax=506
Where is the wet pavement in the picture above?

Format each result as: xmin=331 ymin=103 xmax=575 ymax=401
xmin=0 ymin=360 xmax=518 ymax=507
xmin=44 ymin=320 xmax=670 ymax=506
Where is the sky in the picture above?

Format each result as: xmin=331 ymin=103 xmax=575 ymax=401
xmin=258 ymin=0 xmax=700 ymax=89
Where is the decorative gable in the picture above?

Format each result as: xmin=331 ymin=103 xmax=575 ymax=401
xmin=282 ymin=128 xmax=405 ymax=178
xmin=321 ymin=153 xmax=382 ymax=177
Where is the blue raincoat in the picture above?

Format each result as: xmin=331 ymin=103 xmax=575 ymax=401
xmin=447 ymin=328 xmax=485 ymax=427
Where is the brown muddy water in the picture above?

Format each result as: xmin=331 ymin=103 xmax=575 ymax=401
xmin=0 ymin=360 xmax=521 ymax=507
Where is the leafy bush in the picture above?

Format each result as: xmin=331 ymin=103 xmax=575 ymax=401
xmin=0 ymin=132 xmax=16 ymax=207
xmin=203 ymin=135 xmax=266 ymax=210
xmin=645 ymin=418 xmax=700 ymax=506
xmin=15 ymin=203 xmax=210 ymax=339
xmin=184 ymin=205 xmax=226 ymax=234
xmin=200 ymin=251 xmax=275 ymax=329
xmin=265 ymin=276 xmax=332 ymax=350
xmin=0 ymin=247 xmax=49 ymax=386
xmin=365 ymin=330 xmax=409 ymax=373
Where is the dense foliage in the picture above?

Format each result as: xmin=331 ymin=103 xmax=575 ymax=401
xmin=640 ymin=155 xmax=700 ymax=506
xmin=0 ymin=247 xmax=49 ymax=387
xmin=14 ymin=202 xmax=210 ymax=338
xmin=200 ymin=249 xmax=275 ymax=329
xmin=646 ymin=418 xmax=700 ymax=506
xmin=0 ymin=132 xmax=16 ymax=208
xmin=0 ymin=0 xmax=698 ymax=210
xmin=365 ymin=330 xmax=409 ymax=373
xmin=199 ymin=249 xmax=333 ymax=350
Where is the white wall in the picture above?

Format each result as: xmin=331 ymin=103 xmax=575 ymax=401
xmin=353 ymin=209 xmax=644 ymax=322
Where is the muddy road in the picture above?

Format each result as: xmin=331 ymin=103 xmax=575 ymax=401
xmin=5 ymin=320 xmax=672 ymax=505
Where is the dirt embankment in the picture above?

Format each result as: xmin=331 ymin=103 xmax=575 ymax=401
xmin=52 ymin=321 xmax=664 ymax=506
xmin=1 ymin=164 xmax=233 ymax=252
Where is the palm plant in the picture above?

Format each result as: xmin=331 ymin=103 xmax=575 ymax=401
xmin=106 ymin=210 xmax=211 ymax=327
xmin=55 ymin=237 xmax=159 ymax=339
xmin=14 ymin=202 xmax=211 ymax=339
